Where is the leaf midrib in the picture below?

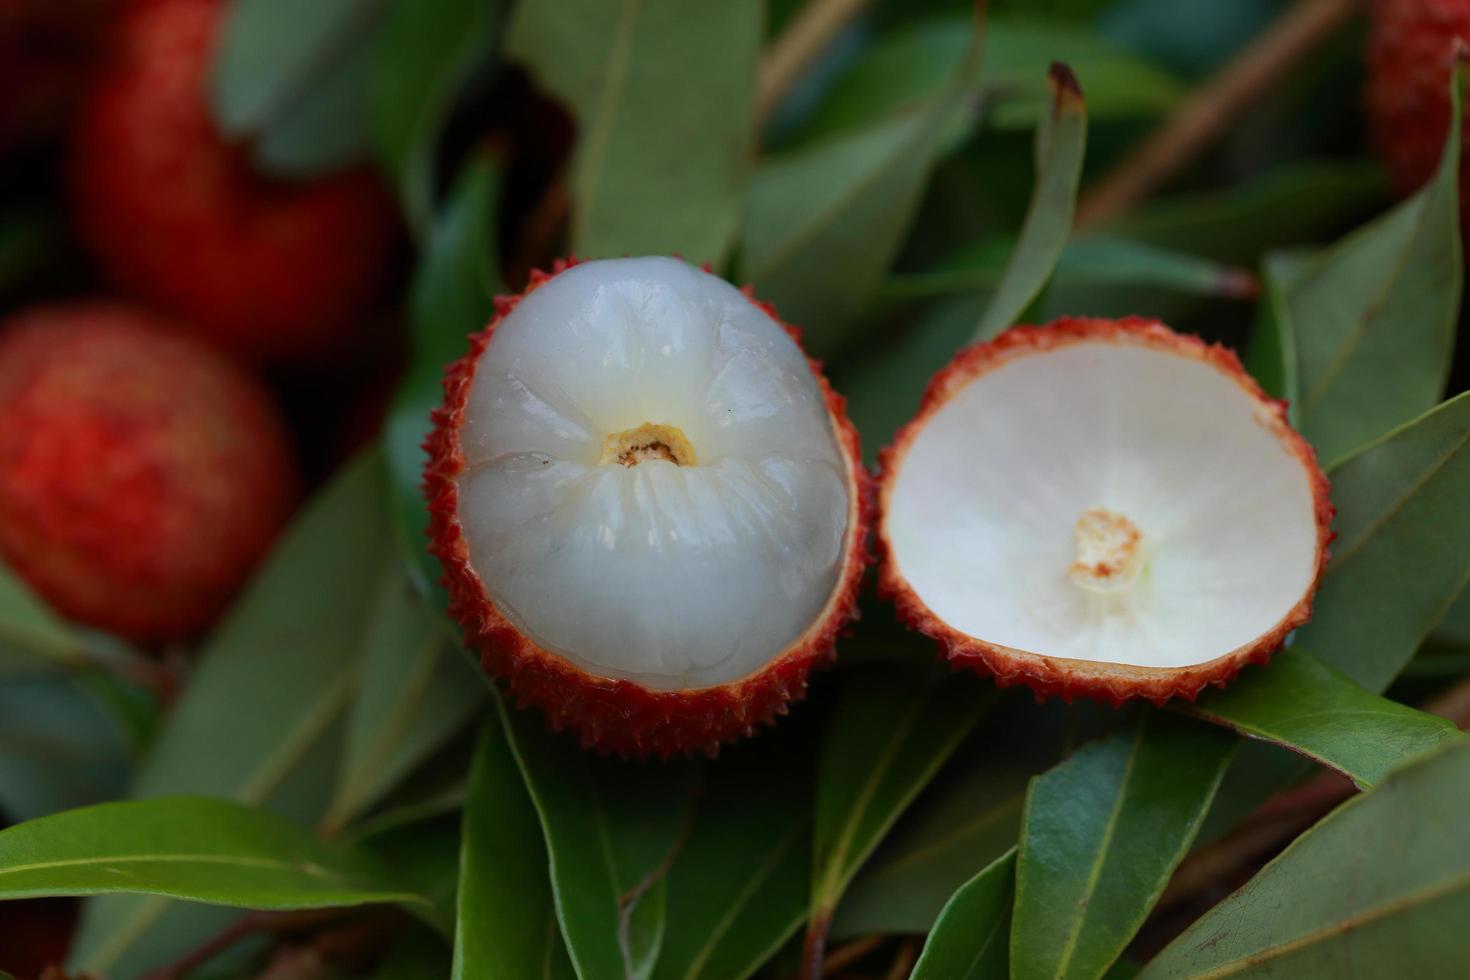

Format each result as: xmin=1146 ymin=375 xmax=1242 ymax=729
xmin=0 ymin=851 xmax=374 ymax=887
xmin=574 ymin=0 xmax=642 ymax=245
xmin=679 ymin=824 xmax=802 ymax=980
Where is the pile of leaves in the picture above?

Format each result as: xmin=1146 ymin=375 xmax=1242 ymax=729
xmin=1 ymin=0 xmax=1468 ymax=978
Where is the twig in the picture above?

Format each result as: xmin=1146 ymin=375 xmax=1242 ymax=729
xmin=1076 ymin=0 xmax=1361 ymax=229
xmin=141 ymin=909 xmax=346 ymax=980
xmin=882 ymin=940 xmax=919 ymax=980
xmin=817 ymin=934 xmax=883 ymax=977
xmin=756 ymin=0 xmax=875 ymax=123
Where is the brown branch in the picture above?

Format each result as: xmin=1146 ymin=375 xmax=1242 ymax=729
xmin=1076 ymin=0 xmax=1361 ymax=230
xmin=140 ymin=909 xmax=347 ymax=980
xmin=756 ymin=0 xmax=875 ymax=124
xmin=818 ymin=934 xmax=883 ymax=977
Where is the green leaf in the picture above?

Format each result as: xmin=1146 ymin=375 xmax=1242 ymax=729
xmin=741 ymin=16 xmax=982 ymax=356
xmin=831 ymin=749 xmax=1027 ymax=939
xmin=1139 ymin=738 xmax=1470 ymax=978
xmin=802 ymin=17 xmax=1181 ymax=143
xmin=506 ymin=0 xmax=759 ymax=265
xmin=0 ymin=796 xmax=423 ymax=908
xmin=70 ymin=451 xmax=393 ymax=976
xmin=1243 ymin=251 xmax=1306 ymax=413
xmin=371 ymin=0 xmax=501 ymax=231
xmin=1103 ymin=160 xmax=1385 ymax=266
xmin=386 ymin=158 xmax=503 ymax=599
xmin=1288 ymin=65 xmax=1464 ymax=466
xmin=1011 ymin=713 xmax=1234 ymax=980
xmin=321 ymin=563 xmax=484 ymax=834
xmin=806 ymin=665 xmax=992 ymax=969
xmin=498 ymin=693 xmax=697 ymax=980
xmin=453 ymin=720 xmax=572 ymax=979
xmin=883 ymin=236 xmax=1253 ymax=302
xmin=910 ymin=849 xmax=1015 ymax=980
xmin=973 ymin=63 xmax=1088 ymax=341
xmin=1181 ymin=649 xmax=1462 ymax=789
xmin=0 ymin=674 xmax=133 ymax=822
xmin=353 ymin=811 xmax=461 ymax=936
xmin=0 ymin=559 xmax=89 ymax=673
xmin=653 ymin=729 xmax=813 ymax=980
xmin=1296 ymin=391 xmax=1470 ymax=692
xmin=211 ymin=0 xmax=388 ymax=176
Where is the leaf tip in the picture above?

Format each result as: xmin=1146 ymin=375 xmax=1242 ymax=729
xmin=1047 ymin=62 xmax=1085 ymax=111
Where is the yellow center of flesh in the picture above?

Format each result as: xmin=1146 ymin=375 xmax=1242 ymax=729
xmin=600 ymin=423 xmax=698 ymax=468
xmin=1068 ymin=507 xmax=1145 ymax=594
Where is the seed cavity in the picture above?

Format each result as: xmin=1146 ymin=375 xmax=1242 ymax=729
xmin=1069 ymin=507 xmax=1144 ymax=594
xmin=601 ymin=423 xmax=697 ymax=468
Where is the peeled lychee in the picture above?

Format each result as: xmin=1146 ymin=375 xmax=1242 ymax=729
xmin=1366 ymin=0 xmax=1470 ymax=221
xmin=424 ymin=257 xmax=870 ymax=757
xmin=877 ymin=318 xmax=1333 ymax=705
xmin=0 ymin=303 xmax=298 ymax=643
xmin=68 ymin=0 xmax=398 ymax=364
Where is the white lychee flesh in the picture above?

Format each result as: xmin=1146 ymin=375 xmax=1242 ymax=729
xmin=456 ymin=257 xmax=851 ymax=690
xmin=885 ymin=335 xmax=1323 ymax=670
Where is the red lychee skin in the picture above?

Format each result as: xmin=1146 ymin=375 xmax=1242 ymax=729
xmin=1366 ymin=0 xmax=1470 ymax=223
xmin=68 ymin=0 xmax=399 ymax=364
xmin=877 ymin=317 xmax=1336 ymax=708
xmin=0 ymin=0 xmax=120 ymax=153
xmin=424 ymin=259 xmax=874 ymax=759
xmin=0 ymin=303 xmax=299 ymax=643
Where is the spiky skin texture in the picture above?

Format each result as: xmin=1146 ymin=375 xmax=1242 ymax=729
xmin=0 ymin=0 xmax=119 ymax=152
xmin=0 ymin=304 xmax=298 ymax=642
xmin=877 ymin=317 xmax=1335 ymax=707
xmin=69 ymin=0 xmax=398 ymax=364
xmin=1366 ymin=0 xmax=1470 ymax=223
xmin=424 ymin=259 xmax=873 ymax=758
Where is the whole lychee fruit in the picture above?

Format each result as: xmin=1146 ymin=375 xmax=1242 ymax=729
xmin=68 ymin=0 xmax=399 ymax=364
xmin=0 ymin=303 xmax=298 ymax=642
xmin=877 ymin=318 xmax=1333 ymax=705
xmin=1366 ymin=0 xmax=1470 ymax=219
xmin=424 ymin=257 xmax=871 ymax=757
xmin=0 ymin=0 xmax=119 ymax=153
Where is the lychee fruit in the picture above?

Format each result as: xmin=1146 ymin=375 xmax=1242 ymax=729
xmin=0 ymin=0 xmax=119 ymax=153
xmin=1365 ymin=0 xmax=1470 ymax=220
xmin=424 ymin=257 xmax=870 ymax=757
xmin=877 ymin=318 xmax=1333 ymax=705
xmin=0 ymin=303 xmax=298 ymax=643
xmin=68 ymin=0 xmax=399 ymax=364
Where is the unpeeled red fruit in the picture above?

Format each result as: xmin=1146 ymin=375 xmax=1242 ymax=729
xmin=68 ymin=0 xmax=399 ymax=364
xmin=0 ymin=303 xmax=298 ymax=642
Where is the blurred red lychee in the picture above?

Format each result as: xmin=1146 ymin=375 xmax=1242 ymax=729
xmin=1366 ymin=0 xmax=1470 ymax=222
xmin=0 ymin=303 xmax=298 ymax=643
xmin=68 ymin=0 xmax=399 ymax=365
xmin=0 ymin=0 xmax=119 ymax=153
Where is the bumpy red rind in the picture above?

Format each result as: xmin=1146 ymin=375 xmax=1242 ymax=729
xmin=876 ymin=316 xmax=1335 ymax=707
xmin=423 ymin=259 xmax=873 ymax=758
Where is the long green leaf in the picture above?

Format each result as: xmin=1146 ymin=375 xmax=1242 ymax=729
xmin=741 ymin=13 xmax=983 ymax=356
xmin=0 ymin=797 xmax=422 ymax=909
xmin=499 ymin=694 xmax=697 ymax=980
xmin=973 ymin=63 xmax=1088 ymax=341
xmin=1243 ymin=251 xmax=1306 ymax=414
xmin=322 ymin=562 xmax=484 ymax=834
xmin=1140 ymin=738 xmax=1470 ymax=978
xmin=70 ymin=451 xmax=393 ymax=976
xmin=371 ymin=0 xmax=501 ymax=231
xmin=910 ymin=850 xmax=1015 ymax=980
xmin=453 ymin=721 xmax=572 ymax=979
xmin=0 ymin=560 xmax=89 ymax=673
xmin=211 ymin=0 xmax=387 ymax=176
xmin=506 ymin=0 xmax=758 ymax=265
xmin=386 ymin=158 xmax=503 ymax=598
xmin=1011 ymin=714 xmax=1233 ymax=980
xmin=653 ymin=729 xmax=813 ymax=980
xmin=1297 ymin=391 xmax=1470 ymax=691
xmin=1182 ymin=649 xmax=1462 ymax=788
xmin=1289 ymin=64 xmax=1464 ymax=465
xmin=806 ymin=664 xmax=992 ymax=971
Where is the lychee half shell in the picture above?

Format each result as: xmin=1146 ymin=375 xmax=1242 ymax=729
xmin=424 ymin=257 xmax=870 ymax=757
xmin=877 ymin=317 xmax=1333 ymax=705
